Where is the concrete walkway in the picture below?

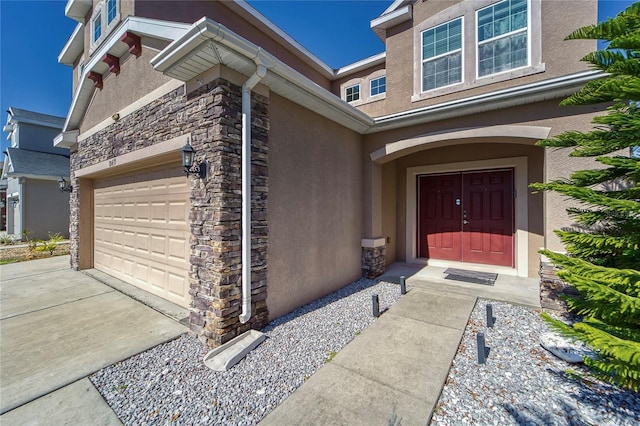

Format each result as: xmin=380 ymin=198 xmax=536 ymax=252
xmin=261 ymin=263 xmax=539 ymax=425
xmin=0 ymin=256 xmax=188 ymax=424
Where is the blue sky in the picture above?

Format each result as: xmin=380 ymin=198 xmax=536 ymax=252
xmin=0 ymin=0 xmax=634 ymax=153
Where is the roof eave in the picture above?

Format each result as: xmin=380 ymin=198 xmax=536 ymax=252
xmin=368 ymin=70 xmax=604 ymax=133
xmin=62 ymin=17 xmax=191 ymax=132
xmin=59 ymin=23 xmax=84 ymax=66
xmin=65 ymin=0 xmax=92 ymax=23
xmin=370 ymin=5 xmax=412 ymax=40
xmin=151 ymin=17 xmax=374 ymax=134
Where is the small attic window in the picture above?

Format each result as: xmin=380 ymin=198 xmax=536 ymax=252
xmin=345 ymin=84 xmax=361 ymax=102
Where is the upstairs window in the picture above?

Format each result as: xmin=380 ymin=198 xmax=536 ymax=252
xmin=477 ymin=0 xmax=528 ymax=77
xmin=92 ymin=12 xmax=102 ymax=43
xmin=346 ymin=84 xmax=360 ymax=102
xmin=370 ymin=76 xmax=386 ymax=96
xmin=421 ymin=18 xmax=463 ymax=92
xmin=107 ymin=0 xmax=117 ymax=24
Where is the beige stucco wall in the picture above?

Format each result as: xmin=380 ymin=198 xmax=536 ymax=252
xmin=23 ymin=179 xmax=70 ymax=240
xmin=267 ymin=94 xmax=363 ymax=320
xmin=359 ymin=0 xmax=597 ymax=117
xmin=79 ymin=47 xmax=173 ymax=133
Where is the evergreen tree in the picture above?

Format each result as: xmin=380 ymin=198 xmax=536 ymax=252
xmin=532 ymin=3 xmax=640 ymax=391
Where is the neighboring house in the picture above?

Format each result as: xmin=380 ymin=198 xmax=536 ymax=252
xmin=0 ymin=161 xmax=6 ymax=231
xmin=56 ymin=0 xmax=603 ymax=347
xmin=2 ymin=108 xmax=70 ymax=240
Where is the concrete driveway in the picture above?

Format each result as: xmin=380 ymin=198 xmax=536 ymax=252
xmin=0 ymin=256 xmax=187 ymax=423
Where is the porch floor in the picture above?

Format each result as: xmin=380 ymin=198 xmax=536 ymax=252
xmin=378 ymin=262 xmax=540 ymax=308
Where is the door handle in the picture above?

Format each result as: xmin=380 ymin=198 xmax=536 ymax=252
xmin=463 ymin=219 xmax=469 ymax=225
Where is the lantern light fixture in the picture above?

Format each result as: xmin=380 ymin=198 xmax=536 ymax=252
xmin=181 ymin=139 xmax=206 ymax=179
xmin=58 ymin=177 xmax=73 ymax=193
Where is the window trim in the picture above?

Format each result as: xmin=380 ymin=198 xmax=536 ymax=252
xmin=370 ymin=76 xmax=386 ymax=97
xmin=411 ymin=0 xmax=543 ymax=103
xmin=345 ymin=84 xmax=361 ymax=103
xmin=91 ymin=10 xmax=102 ymax=44
xmin=90 ymin=0 xmax=120 ymax=53
xmin=420 ymin=17 xmax=465 ymax=93
xmin=475 ymin=0 xmax=531 ymax=79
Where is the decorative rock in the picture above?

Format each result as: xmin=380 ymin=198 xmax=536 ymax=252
xmin=540 ymin=332 xmax=595 ymax=363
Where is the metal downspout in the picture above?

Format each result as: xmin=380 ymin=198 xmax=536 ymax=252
xmin=239 ymin=62 xmax=268 ymax=324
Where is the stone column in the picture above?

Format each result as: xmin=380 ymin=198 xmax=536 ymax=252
xmin=188 ymin=78 xmax=269 ymax=347
xmin=361 ymin=237 xmax=386 ymax=279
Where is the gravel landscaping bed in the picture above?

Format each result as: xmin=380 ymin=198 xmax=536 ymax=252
xmin=430 ymin=299 xmax=640 ymax=426
xmin=90 ymin=278 xmax=403 ymax=425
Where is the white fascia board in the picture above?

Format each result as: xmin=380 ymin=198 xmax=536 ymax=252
xmin=370 ymin=5 xmax=412 ymax=31
xmin=369 ymin=70 xmax=603 ymax=133
xmin=54 ymin=130 xmax=79 ymax=149
xmin=152 ymin=18 xmax=373 ymax=132
xmin=381 ymin=0 xmax=408 ymax=16
xmin=65 ymin=0 xmax=92 ymax=23
xmin=336 ymin=52 xmax=386 ymax=77
xmin=59 ymin=23 xmax=84 ymax=66
xmin=62 ymin=17 xmax=191 ymax=132
xmin=232 ymin=0 xmax=335 ymax=78
xmin=5 ymin=172 xmax=66 ymax=181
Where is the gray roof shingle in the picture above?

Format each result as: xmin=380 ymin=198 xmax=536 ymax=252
xmin=6 ymin=148 xmax=70 ymax=178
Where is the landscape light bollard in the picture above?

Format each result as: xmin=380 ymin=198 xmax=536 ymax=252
xmin=477 ymin=332 xmax=487 ymax=364
xmin=400 ymin=276 xmax=406 ymax=295
xmin=372 ymin=294 xmax=380 ymax=317
xmin=486 ymin=304 xmax=494 ymax=328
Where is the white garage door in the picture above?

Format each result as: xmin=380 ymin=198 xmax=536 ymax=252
xmin=94 ymin=165 xmax=191 ymax=307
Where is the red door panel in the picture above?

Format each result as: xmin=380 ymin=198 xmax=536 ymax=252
xmin=462 ymin=170 xmax=513 ymax=266
xmin=418 ymin=174 xmax=462 ymax=260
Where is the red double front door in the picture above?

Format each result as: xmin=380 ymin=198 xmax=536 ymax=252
xmin=418 ymin=169 xmax=514 ymax=267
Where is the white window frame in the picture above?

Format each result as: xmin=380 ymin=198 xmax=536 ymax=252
xmin=345 ymin=84 xmax=361 ymax=102
xmin=370 ymin=76 xmax=386 ymax=97
xmin=476 ymin=0 xmax=530 ymax=79
xmin=91 ymin=8 xmax=102 ymax=45
xmin=421 ymin=17 xmax=464 ymax=93
xmin=90 ymin=0 xmax=120 ymax=52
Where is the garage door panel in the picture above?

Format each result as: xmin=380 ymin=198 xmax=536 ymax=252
xmin=94 ymin=165 xmax=190 ymax=307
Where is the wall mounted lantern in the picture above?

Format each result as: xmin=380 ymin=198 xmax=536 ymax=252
xmin=58 ymin=177 xmax=73 ymax=193
xmin=181 ymin=140 xmax=207 ymax=179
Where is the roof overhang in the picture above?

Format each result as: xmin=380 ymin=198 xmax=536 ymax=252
xmin=59 ymin=23 xmax=84 ymax=66
xmin=54 ymin=130 xmax=80 ymax=149
xmin=62 ymin=17 xmax=191 ymax=132
xmin=371 ymin=5 xmax=412 ymax=40
xmin=368 ymin=70 xmax=603 ymax=134
xmin=336 ymin=52 xmax=386 ymax=77
xmin=65 ymin=0 xmax=92 ymax=23
xmin=151 ymin=17 xmax=374 ymax=134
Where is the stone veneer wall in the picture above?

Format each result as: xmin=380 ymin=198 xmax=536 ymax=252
xmin=362 ymin=245 xmax=386 ymax=279
xmin=539 ymin=261 xmax=578 ymax=311
xmin=69 ymin=78 xmax=269 ymax=347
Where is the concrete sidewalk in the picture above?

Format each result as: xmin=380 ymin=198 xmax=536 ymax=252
xmin=260 ymin=287 xmax=477 ymax=425
xmin=0 ymin=255 xmax=188 ymax=423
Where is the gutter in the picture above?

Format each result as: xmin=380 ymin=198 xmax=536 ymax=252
xmin=239 ymin=56 xmax=270 ymax=324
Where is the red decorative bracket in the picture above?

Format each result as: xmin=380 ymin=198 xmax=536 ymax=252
xmin=102 ymin=53 xmax=120 ymax=75
xmin=121 ymin=32 xmax=141 ymax=57
xmin=87 ymin=71 xmax=103 ymax=89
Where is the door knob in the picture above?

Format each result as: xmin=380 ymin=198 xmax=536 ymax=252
xmin=463 ymin=219 xmax=469 ymax=225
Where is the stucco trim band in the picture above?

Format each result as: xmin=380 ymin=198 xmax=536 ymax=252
xmin=77 ymin=79 xmax=184 ymax=142
xmin=75 ymin=134 xmax=188 ymax=178
xmin=371 ymin=125 xmax=551 ymax=164
xmin=362 ymin=237 xmax=386 ymax=248
xmin=405 ymin=156 xmax=529 ymax=277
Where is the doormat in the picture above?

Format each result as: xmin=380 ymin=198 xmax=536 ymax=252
xmin=444 ymin=268 xmax=497 ymax=286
